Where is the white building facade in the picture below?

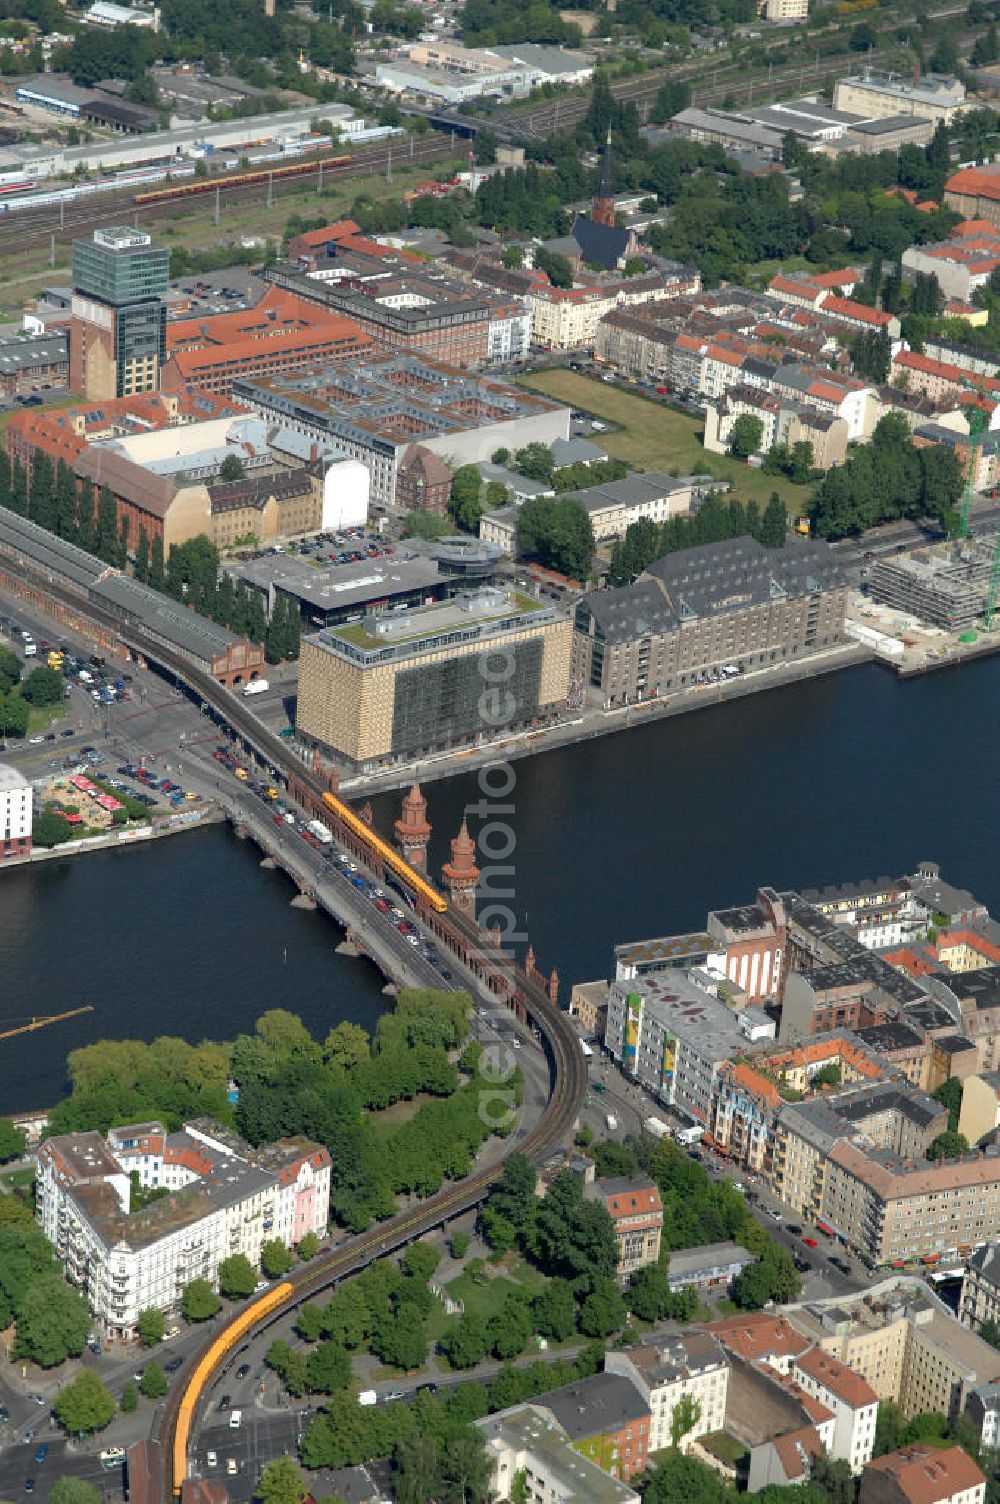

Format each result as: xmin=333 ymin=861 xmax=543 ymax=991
xmin=37 ymin=1119 xmax=330 ymax=1336
xmin=0 ymin=762 xmax=31 ymax=860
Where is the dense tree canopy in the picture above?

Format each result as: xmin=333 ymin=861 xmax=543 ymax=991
xmin=809 ymin=417 xmax=964 ymax=540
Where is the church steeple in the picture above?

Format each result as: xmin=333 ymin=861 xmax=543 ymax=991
xmin=591 ymin=129 xmax=616 ymax=227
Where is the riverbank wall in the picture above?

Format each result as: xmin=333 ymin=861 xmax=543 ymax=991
xmin=342 ymin=641 xmax=872 ymax=798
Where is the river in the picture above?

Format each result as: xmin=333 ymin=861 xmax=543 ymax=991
xmin=4 ymin=657 xmax=1000 ymax=1113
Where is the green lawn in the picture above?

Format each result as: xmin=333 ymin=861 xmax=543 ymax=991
xmin=368 ymin=1094 xmax=432 ymax=1142
xmin=519 ymin=370 xmax=812 ymax=515
xmin=26 ymin=699 xmax=67 ymax=734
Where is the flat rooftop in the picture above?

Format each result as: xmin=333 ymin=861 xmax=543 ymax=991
xmin=311 ymin=586 xmax=552 ymax=665
xmin=228 ymin=550 xmax=446 ymax=614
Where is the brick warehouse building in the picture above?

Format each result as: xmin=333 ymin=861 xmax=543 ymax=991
xmin=160 ymin=285 xmax=373 ymax=398
xmin=572 ymin=536 xmax=846 ymax=708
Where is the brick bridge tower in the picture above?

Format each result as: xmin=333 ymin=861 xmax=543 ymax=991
xmin=442 ymin=819 xmax=479 ymax=917
xmin=394 ymin=781 xmax=431 ymax=871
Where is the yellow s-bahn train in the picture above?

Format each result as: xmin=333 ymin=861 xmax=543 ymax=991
xmin=172 ymin=1282 xmax=293 ymax=1496
xmin=320 ymin=790 xmax=449 ymax=912
xmin=135 ymin=153 xmax=352 ymax=207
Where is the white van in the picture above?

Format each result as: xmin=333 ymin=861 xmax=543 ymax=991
xmin=23 ymin=641 xmax=36 ymax=657
xmin=229 ymin=1410 xmax=242 ymax=1429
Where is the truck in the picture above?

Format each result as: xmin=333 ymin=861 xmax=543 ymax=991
xmin=675 ymin=1123 xmax=705 ymax=1147
xmin=605 ymin=1113 xmax=618 ymax=1131
xmin=242 ymin=678 xmax=269 ymax=696
xmin=307 ymin=819 xmax=333 ymax=845
xmin=644 ymin=1116 xmax=669 ymax=1140
xmin=359 ymin=1391 xmax=378 ymax=1407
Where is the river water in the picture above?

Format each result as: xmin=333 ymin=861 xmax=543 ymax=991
xmin=4 ymin=657 xmax=1000 ymax=1113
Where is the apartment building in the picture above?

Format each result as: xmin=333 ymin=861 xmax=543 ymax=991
xmin=589 ymin=1176 xmax=663 ymax=1277
xmin=791 ymin=1347 xmax=878 ymax=1472
xmin=819 ymin=1139 xmax=1000 ymax=1265
xmin=36 ymin=1119 xmax=330 ymax=1336
xmin=703 ymin=384 xmax=850 ymax=470
xmin=710 ymin=1036 xmax=886 ymax=1176
xmin=606 ymin=1329 xmax=729 ymax=1453
xmin=529 ymin=1376 xmax=651 ymax=1480
xmin=792 ymin=1283 xmax=1000 ymax=1424
xmin=946 ymin=165 xmax=1000 ymax=229
xmin=860 ymin=1446 xmax=986 ymax=1504
xmin=267 ymin=249 xmax=529 ymax=368
xmin=603 ymin=973 xmax=749 ymax=1122
xmin=477 ymin=1405 xmax=641 ymax=1504
xmin=572 ymin=537 xmax=847 ymax=709
xmin=960 ymin=1242 xmax=1000 ymax=1331
xmin=0 ymin=762 xmax=31 ymax=862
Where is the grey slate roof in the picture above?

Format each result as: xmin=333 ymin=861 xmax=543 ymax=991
xmin=538 ymin=1373 xmax=649 ymax=1439
xmin=571 ymin=213 xmax=631 ymax=270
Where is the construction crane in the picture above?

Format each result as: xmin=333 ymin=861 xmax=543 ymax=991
xmin=0 ymin=1006 xmax=93 ymax=1043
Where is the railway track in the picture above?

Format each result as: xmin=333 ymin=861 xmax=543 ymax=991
xmin=0 ymin=133 xmax=454 ymax=252
xmin=8 ymin=556 xmax=587 ymax=1497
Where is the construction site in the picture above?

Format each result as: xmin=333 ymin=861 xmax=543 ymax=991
xmin=869 ymin=538 xmax=999 ymax=631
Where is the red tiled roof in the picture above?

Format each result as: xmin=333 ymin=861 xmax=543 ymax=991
xmin=947 ymin=166 xmax=1000 ymax=204
xmin=820 ymin=294 xmax=893 ymax=327
xmin=864 ymin=1446 xmax=986 ymax=1504
xmin=794 ymin=1346 xmax=877 ymax=1408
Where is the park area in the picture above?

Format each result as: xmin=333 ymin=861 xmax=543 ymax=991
xmin=519 ymin=370 xmax=811 ymax=514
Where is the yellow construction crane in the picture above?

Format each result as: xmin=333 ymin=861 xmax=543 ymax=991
xmin=0 ymin=1006 xmax=94 ymax=1043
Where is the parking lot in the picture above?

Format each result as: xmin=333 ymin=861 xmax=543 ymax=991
xmin=250 ymin=525 xmax=394 ymax=569
xmin=169 ymin=269 xmax=265 ymax=321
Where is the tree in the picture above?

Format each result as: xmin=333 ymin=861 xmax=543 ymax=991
xmin=256 ymin=1455 xmax=308 ymax=1504
xmin=139 ymin=1359 xmax=168 ymax=1398
xmin=627 ymin=1262 xmax=674 ymax=1322
xmin=305 ymin=1339 xmax=351 ymax=1393
xmin=928 ymin=1130 xmax=969 ymax=1160
xmin=579 ymin=1275 xmax=626 ymax=1338
xmin=532 ymin=1278 xmax=577 ymax=1341
xmin=0 ymin=645 xmax=22 ymax=694
xmin=149 ymin=535 xmax=165 ymax=592
xmin=134 ymin=526 xmax=150 ymax=586
xmin=261 ymin=1238 xmax=294 ymax=1279
xmin=16 ymin=1275 xmax=90 ymax=1366
xmin=51 ymin=1483 xmax=101 ymax=1504
xmin=810 ymin=1456 xmax=857 ymax=1504
xmin=297 ymin=1230 xmax=320 ymax=1261
xmin=670 ymin=1391 xmax=702 ymax=1450
xmin=450 ymin=1229 xmax=471 ymax=1260
xmin=20 ymin=665 xmax=64 ymax=705
xmin=535 ymin=247 xmax=574 ymax=288
xmin=219 ymin=453 xmax=246 ymax=482
xmin=217 ymin=1253 xmax=257 ymax=1299
xmin=517 ymin=496 xmax=594 ymax=581
xmin=933 ymin=1077 xmax=964 ymax=1132
xmin=439 ymin=1312 xmax=490 ymax=1369
xmin=396 ymin=1433 xmax=442 ymax=1504
xmin=0 ymin=1116 xmax=26 ymax=1163
xmin=450 ymin=464 xmax=485 ymax=533
xmin=182 ymin=1279 xmax=221 ymax=1322
xmin=759 ymin=493 xmax=787 ymax=549
xmin=502 ymin=245 xmax=524 ymax=268
xmin=729 ymin=413 xmax=764 ymax=459
xmin=136 ymin=1307 xmax=165 ymax=1347
xmin=120 ymin=1380 xmax=138 ymax=1414
xmin=54 ymin=1370 xmax=115 ymax=1435
xmin=324 ymin=1020 xmax=370 ymax=1071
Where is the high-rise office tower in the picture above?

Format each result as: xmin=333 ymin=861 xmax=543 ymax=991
xmin=69 ymin=226 xmax=169 ymax=400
